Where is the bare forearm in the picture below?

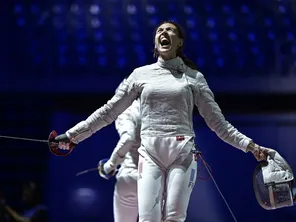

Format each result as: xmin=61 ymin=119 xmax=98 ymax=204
xmin=5 ymin=206 xmax=30 ymax=222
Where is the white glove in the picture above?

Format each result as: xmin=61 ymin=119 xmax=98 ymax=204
xmin=103 ymin=160 xmax=115 ymax=174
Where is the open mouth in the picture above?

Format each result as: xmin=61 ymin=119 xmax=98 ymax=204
xmin=160 ymin=37 xmax=171 ymax=47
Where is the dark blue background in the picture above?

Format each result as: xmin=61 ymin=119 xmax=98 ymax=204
xmin=1 ymin=0 xmax=296 ymax=221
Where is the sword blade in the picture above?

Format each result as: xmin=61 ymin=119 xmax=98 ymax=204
xmin=0 ymin=135 xmax=49 ymax=143
xmin=76 ymin=168 xmax=98 ymax=176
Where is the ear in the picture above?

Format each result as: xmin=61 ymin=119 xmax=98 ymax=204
xmin=179 ymin=39 xmax=184 ymax=47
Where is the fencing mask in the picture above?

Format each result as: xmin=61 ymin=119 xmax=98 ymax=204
xmin=253 ymin=149 xmax=296 ymax=210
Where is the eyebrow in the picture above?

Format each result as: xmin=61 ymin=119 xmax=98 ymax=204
xmin=157 ymin=26 xmax=177 ymax=31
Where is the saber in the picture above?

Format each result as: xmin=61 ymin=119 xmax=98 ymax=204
xmin=76 ymin=167 xmax=119 ymax=177
xmin=76 ymin=167 xmax=99 ymax=176
xmin=0 ymin=135 xmax=49 ymax=143
xmin=0 ymin=130 xmax=74 ymax=157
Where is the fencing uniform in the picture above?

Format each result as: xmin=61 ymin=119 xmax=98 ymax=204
xmin=65 ymin=56 xmax=252 ymax=221
xmin=106 ymin=99 xmax=141 ymax=222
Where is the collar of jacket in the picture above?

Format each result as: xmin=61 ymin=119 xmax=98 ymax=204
xmin=156 ymin=56 xmax=186 ymax=73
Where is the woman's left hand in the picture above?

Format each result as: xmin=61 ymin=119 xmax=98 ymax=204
xmin=252 ymin=146 xmax=270 ymax=162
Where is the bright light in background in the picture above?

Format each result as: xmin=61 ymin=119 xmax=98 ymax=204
xmin=91 ymin=18 xmax=101 ymax=28
xmin=278 ymin=5 xmax=286 ymax=14
xmin=66 ymin=187 xmax=103 ymax=217
xmin=90 ymin=4 xmax=100 ymax=15
xmin=146 ymin=5 xmax=155 ymax=14
xmin=72 ymin=188 xmax=97 ymax=207
xmin=127 ymin=4 xmax=137 ymax=14
xmin=12 ymin=1 xmax=296 ymax=76
xmin=183 ymin=5 xmax=193 ymax=15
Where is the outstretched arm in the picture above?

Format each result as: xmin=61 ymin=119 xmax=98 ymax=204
xmin=194 ymin=73 xmax=268 ymax=160
xmin=65 ymin=73 xmax=140 ymax=144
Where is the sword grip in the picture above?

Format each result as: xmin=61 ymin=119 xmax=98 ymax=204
xmin=48 ymin=130 xmax=74 ymax=156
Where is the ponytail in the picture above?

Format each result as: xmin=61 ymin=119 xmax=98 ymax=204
xmin=177 ymin=52 xmax=198 ymax=70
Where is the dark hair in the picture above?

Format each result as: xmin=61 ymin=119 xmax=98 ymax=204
xmin=153 ymin=20 xmax=198 ymax=70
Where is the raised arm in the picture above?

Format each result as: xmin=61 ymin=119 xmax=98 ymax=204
xmin=64 ymin=72 xmax=140 ymax=144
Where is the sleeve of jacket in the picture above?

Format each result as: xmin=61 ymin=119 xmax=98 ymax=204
xmin=107 ymin=99 xmax=141 ymax=168
xmin=65 ymin=71 xmax=140 ymax=144
xmin=193 ymin=72 xmax=252 ymax=152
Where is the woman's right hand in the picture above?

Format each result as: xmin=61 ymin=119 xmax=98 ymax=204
xmin=52 ymin=133 xmax=76 ymax=150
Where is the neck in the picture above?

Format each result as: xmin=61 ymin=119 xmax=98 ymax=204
xmin=158 ymin=53 xmax=177 ymax=61
xmin=157 ymin=56 xmax=179 ymax=64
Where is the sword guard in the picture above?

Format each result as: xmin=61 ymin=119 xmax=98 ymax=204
xmin=48 ymin=130 xmax=74 ymax=156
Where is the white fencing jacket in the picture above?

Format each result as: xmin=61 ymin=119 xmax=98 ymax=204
xmin=66 ymin=56 xmax=252 ymax=163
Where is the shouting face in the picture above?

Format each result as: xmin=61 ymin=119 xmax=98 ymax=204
xmin=154 ymin=22 xmax=183 ymax=60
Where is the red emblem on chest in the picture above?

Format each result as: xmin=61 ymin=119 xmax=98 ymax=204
xmin=176 ymin=135 xmax=185 ymax=141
